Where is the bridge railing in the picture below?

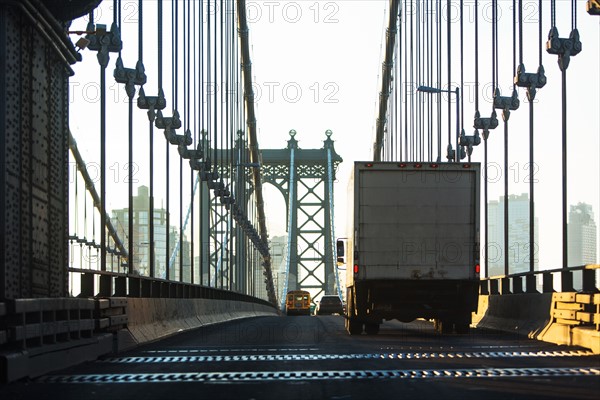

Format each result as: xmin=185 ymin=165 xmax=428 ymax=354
xmin=69 ymin=267 xmax=274 ymax=307
xmin=480 ymin=264 xmax=599 ymax=295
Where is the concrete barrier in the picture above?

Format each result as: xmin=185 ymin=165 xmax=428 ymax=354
xmin=473 ymin=293 xmax=553 ymax=338
xmin=118 ymin=298 xmax=279 ymax=350
xmin=473 ymin=293 xmax=600 ymax=354
xmin=537 ymin=292 xmax=600 ymax=353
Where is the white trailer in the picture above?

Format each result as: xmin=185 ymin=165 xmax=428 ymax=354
xmin=339 ymin=161 xmax=481 ymax=335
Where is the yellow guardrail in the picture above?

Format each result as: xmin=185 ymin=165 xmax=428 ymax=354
xmin=538 ymin=265 xmax=600 ymax=354
xmin=550 ymin=292 xmax=600 ymax=330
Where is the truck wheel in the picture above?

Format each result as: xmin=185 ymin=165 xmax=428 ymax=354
xmin=455 ymin=322 xmax=470 ymax=334
xmin=364 ymin=323 xmax=379 ymax=335
xmin=346 ymin=317 xmax=363 ymax=335
xmin=435 ymin=319 xmax=452 ymax=334
xmin=454 ymin=314 xmax=471 ymax=334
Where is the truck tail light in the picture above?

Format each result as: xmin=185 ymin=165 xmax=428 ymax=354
xmin=475 ymin=264 xmax=480 ymax=274
xmin=353 ymin=264 xmax=359 ymax=274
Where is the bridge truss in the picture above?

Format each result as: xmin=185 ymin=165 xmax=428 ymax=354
xmin=261 ymin=130 xmax=343 ymax=306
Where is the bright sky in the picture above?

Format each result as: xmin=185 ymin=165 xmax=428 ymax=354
xmin=245 ymin=1 xmax=600 ymax=270
xmin=68 ymin=1 xmax=599 ymax=273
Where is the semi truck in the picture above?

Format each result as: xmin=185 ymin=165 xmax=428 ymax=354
xmin=338 ymin=161 xmax=481 ymax=335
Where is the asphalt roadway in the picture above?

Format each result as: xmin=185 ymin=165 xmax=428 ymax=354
xmin=1 ymin=315 xmax=599 ymax=400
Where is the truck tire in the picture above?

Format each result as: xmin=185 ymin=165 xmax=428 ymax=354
xmin=434 ymin=319 xmax=453 ymax=334
xmin=455 ymin=322 xmax=470 ymax=334
xmin=346 ymin=317 xmax=363 ymax=335
xmin=454 ymin=313 xmax=471 ymax=334
xmin=364 ymin=323 xmax=379 ymax=335
xmin=346 ymin=288 xmax=363 ymax=335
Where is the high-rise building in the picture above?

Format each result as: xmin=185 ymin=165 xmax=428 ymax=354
xmin=568 ymin=203 xmax=597 ymax=267
xmin=269 ymin=235 xmax=287 ymax=298
xmin=487 ymin=193 xmax=539 ymax=276
xmin=111 ymin=185 xmax=191 ymax=280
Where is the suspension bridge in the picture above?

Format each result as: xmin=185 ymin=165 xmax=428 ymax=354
xmin=0 ymin=0 xmax=599 ymax=396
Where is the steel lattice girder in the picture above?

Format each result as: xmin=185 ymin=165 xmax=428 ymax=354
xmin=261 ymin=139 xmax=342 ymax=298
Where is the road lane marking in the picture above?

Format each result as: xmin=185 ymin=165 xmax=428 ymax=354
xmin=37 ymin=367 xmax=600 ymax=383
xmin=100 ymin=349 xmax=597 ymax=364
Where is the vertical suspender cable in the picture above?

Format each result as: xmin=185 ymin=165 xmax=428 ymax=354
xmin=397 ymin=7 xmax=402 ymax=162
xmin=206 ymin=0 xmax=213 ymax=285
xmin=149 ymin=3 xmax=157 ymax=279
xmin=178 ymin=1 xmax=184 ymax=282
xmin=186 ymin=0 xmax=191 ymax=283
xmin=281 ymin=147 xmax=295 ymax=310
xmin=561 ymin=0 xmax=568 ymax=271
xmin=226 ymin=0 xmax=233 ymax=290
xmin=410 ymin=5 xmax=414 ymax=161
xmin=404 ymin=3 xmax=408 ymax=161
xmin=475 ymin=0 xmax=489 ymax=278
xmin=126 ymin=4 xmax=134 ymax=275
xmin=524 ymin=0 xmax=532 ymax=276
xmin=210 ymin=0 xmax=218 ymax=286
xmin=427 ymin=0 xmax=433 ymax=161
xmin=529 ymin=0 xmax=542 ymax=276
xmin=503 ymin=0 xmax=512 ymax=277
xmin=199 ymin=0 xmax=205 ymax=286
xmin=99 ymin=7 xmax=107 ymax=272
xmin=190 ymin=0 xmax=196 ymax=285
xmin=418 ymin=0 xmax=422 ymax=161
xmin=446 ymin=0 xmax=451 ymax=160
xmin=460 ymin=0 xmax=464 ymax=139
xmin=436 ymin=0 xmax=441 ymax=162
xmin=164 ymin=1 xmax=171 ymax=280
xmin=219 ymin=0 xmax=225 ymax=289
xmin=158 ymin=0 xmax=167 ymax=280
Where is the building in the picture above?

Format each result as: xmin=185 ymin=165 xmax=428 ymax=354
xmin=568 ymin=202 xmax=597 ymax=266
xmin=269 ymin=235 xmax=288 ymax=298
xmin=111 ymin=186 xmax=191 ymax=280
xmin=487 ymin=193 xmax=539 ymax=276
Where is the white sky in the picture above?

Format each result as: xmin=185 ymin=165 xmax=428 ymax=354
xmin=68 ymin=1 xmax=600 ymax=273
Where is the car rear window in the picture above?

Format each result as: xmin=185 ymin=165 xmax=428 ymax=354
xmin=321 ymin=296 xmax=341 ymax=304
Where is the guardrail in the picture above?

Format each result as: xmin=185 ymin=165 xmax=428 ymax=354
xmin=0 ymin=268 xmax=273 ymax=352
xmin=0 ymin=298 xmax=119 ymax=351
xmin=477 ymin=264 xmax=600 ymax=353
xmin=69 ymin=267 xmax=275 ymax=307
xmin=480 ymin=264 xmax=599 ymax=295
xmin=0 ymin=269 xmax=277 ymax=382
xmin=548 ymin=292 xmax=600 ymax=329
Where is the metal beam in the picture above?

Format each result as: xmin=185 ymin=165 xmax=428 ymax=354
xmin=237 ymin=0 xmax=276 ymax=306
xmin=373 ymin=0 xmax=401 ymax=161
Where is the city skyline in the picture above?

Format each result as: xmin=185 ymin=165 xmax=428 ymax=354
xmin=486 ymin=194 xmax=598 ymax=278
xmin=487 ymin=193 xmax=540 ymax=277
xmin=568 ymin=202 xmax=598 ymax=266
xmin=111 ymin=185 xmax=191 ymax=280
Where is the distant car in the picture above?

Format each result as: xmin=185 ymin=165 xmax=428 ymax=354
xmin=316 ymin=295 xmax=344 ymax=315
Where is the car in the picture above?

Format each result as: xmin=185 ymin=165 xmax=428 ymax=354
xmin=316 ymin=295 xmax=344 ymax=315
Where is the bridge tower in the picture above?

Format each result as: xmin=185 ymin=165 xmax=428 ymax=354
xmin=0 ymin=1 xmax=100 ymax=299
xmin=261 ymin=130 xmax=342 ymax=300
